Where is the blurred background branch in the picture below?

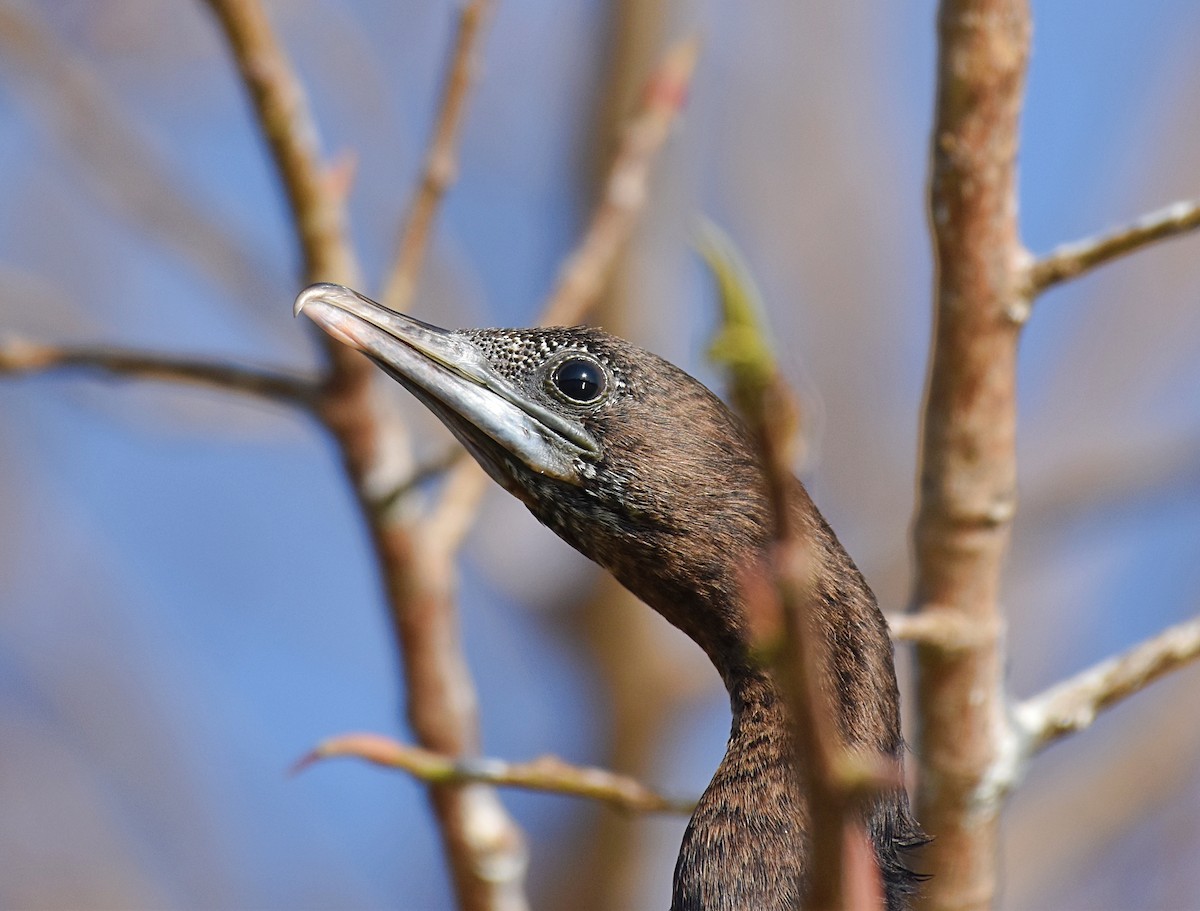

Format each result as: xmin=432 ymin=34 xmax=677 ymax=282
xmin=382 ymin=0 xmax=492 ymax=313
xmin=0 ymin=337 xmax=318 ymax=407
xmin=298 ymin=732 xmax=697 ymax=815
xmin=541 ymin=34 xmax=699 ymax=327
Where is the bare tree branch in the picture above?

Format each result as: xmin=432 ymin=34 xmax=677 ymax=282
xmin=768 ymin=528 xmax=895 ymax=911
xmin=1014 ymin=615 xmax=1200 ymax=756
xmin=912 ymin=3 xmax=1031 ymax=909
xmin=371 ymin=513 xmax=529 ymax=911
xmin=383 ymin=0 xmax=493 ymax=313
xmin=0 ymin=336 xmax=318 ymax=407
xmin=373 ymin=0 xmax=497 ymax=574
xmin=203 ymin=4 xmax=529 ymax=908
xmin=296 ymin=733 xmax=696 ymax=815
xmin=203 ymin=0 xmax=360 ymax=289
xmin=540 ymin=35 xmax=699 ymax=327
xmin=1029 ymin=198 xmax=1200 ymax=295
xmin=912 ymin=13 xmax=1200 ymax=908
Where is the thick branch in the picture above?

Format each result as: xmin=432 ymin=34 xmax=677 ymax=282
xmin=297 ymin=733 xmax=695 ymax=815
xmin=1014 ymin=615 xmax=1200 ymax=755
xmin=1029 ymin=198 xmax=1200 ymax=294
xmin=383 ymin=0 xmax=493 ymax=312
xmin=540 ymin=35 xmax=699 ymax=327
xmin=0 ymin=336 xmax=317 ymax=407
xmin=913 ymin=3 xmax=1031 ymax=910
xmin=205 ymin=4 xmax=527 ymax=909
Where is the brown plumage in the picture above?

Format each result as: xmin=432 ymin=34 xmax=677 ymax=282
xmin=296 ymin=283 xmax=925 ymax=910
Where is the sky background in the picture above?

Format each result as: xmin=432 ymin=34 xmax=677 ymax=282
xmin=2 ymin=1 xmax=1199 ymax=909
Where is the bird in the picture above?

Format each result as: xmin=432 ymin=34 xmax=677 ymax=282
xmin=295 ymin=282 xmax=925 ymax=911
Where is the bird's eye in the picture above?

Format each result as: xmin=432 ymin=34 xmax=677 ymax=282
xmin=550 ymin=356 xmax=607 ymax=404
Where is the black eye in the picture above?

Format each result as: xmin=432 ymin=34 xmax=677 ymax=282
xmin=551 ymin=356 xmax=607 ymax=404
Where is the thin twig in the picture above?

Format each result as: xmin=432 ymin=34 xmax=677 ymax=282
xmin=696 ymin=220 xmax=780 ymax=412
xmin=913 ymin=3 xmax=1031 ymax=909
xmin=383 ymin=0 xmax=493 ymax=313
xmin=703 ymin=222 xmax=890 ymax=909
xmin=771 ymin=529 xmax=893 ymax=911
xmin=373 ymin=0 xmax=496 ymax=547
xmin=540 ymin=35 xmax=700 ymax=327
xmin=0 ymin=336 xmax=318 ymax=407
xmin=1014 ymin=615 xmax=1200 ymax=756
xmin=1029 ymin=198 xmax=1200 ymax=294
xmin=296 ymin=733 xmax=696 ymax=815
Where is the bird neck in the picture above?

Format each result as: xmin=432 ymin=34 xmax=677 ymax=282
xmin=673 ymin=671 xmax=806 ymax=911
xmin=596 ymin=475 xmax=902 ymax=750
xmin=616 ymin=480 xmax=919 ymax=911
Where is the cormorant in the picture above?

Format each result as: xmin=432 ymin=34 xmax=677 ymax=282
xmin=295 ymin=282 xmax=924 ymax=911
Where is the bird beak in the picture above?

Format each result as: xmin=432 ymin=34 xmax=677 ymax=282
xmin=294 ymin=283 xmax=599 ymax=485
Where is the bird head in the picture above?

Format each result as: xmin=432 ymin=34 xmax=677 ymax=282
xmin=296 ymin=282 xmax=772 ymax=667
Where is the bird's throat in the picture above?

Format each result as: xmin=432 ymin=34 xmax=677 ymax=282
xmin=673 ymin=672 xmax=806 ymax=911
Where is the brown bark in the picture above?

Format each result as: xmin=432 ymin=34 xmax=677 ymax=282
xmin=203 ymin=3 xmax=529 ymax=908
xmin=912 ymin=3 xmax=1031 ymax=909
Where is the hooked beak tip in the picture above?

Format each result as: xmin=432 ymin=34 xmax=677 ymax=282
xmin=293 ymin=282 xmax=378 ymax=351
xmin=294 ymin=282 xmax=353 ymax=319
